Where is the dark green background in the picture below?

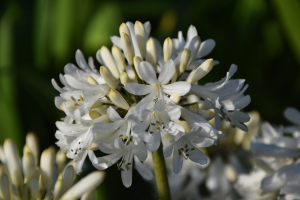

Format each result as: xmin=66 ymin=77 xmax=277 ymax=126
xmin=1 ymin=0 xmax=300 ymax=199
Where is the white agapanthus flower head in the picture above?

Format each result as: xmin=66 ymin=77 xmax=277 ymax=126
xmin=0 ymin=133 xmax=105 ymax=200
xmin=52 ymin=20 xmax=251 ymax=187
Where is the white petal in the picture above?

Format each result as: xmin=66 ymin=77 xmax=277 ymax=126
xmin=134 ymin=91 xmax=156 ymax=112
xmin=196 ymin=39 xmax=216 ymax=58
xmin=153 ymin=100 xmax=166 ymax=111
xmin=134 ymin=156 xmax=153 ymax=180
xmin=284 ymin=107 xmax=300 ymax=126
xmin=163 ymin=143 xmax=174 ymax=157
xmin=188 ymin=148 xmax=208 ymax=165
xmin=166 ymin=106 xmax=181 ymax=120
xmin=107 ymin=106 xmax=122 ymax=121
xmin=172 ymin=147 xmax=183 ymax=174
xmin=146 ymin=131 xmax=161 ymax=152
xmin=186 ymin=25 xmax=198 ymax=43
xmin=162 ymin=81 xmax=191 ymax=96
xmin=125 ymin=83 xmax=152 ymax=95
xmin=75 ymin=50 xmax=91 ymax=72
xmin=110 ymin=36 xmax=122 ymax=49
xmin=251 ymin=143 xmax=300 ymax=157
xmin=144 ymin=21 xmax=151 ymax=39
xmin=158 ymin=59 xmax=175 ymax=85
xmin=138 ymin=61 xmax=158 ymax=85
xmin=93 ymin=151 xmax=123 ymax=170
xmin=93 ymin=120 xmax=124 ymax=134
xmin=61 ymin=171 xmax=105 ymax=199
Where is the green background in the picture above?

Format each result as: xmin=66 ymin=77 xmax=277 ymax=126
xmin=1 ymin=0 xmax=300 ymax=199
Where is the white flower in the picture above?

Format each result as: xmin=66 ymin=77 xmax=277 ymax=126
xmin=132 ymin=100 xmax=184 ymax=151
xmin=125 ymin=60 xmax=191 ymax=112
xmin=190 ymin=64 xmax=251 ymax=131
xmin=282 ymin=107 xmax=300 ymax=137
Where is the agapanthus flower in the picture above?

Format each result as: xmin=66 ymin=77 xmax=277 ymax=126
xmin=0 ymin=133 xmax=105 ymax=200
xmin=52 ymin=20 xmax=251 ymax=187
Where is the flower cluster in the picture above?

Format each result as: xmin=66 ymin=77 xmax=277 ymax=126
xmin=0 ymin=133 xmax=105 ymax=200
xmin=52 ymin=21 xmax=251 ymax=187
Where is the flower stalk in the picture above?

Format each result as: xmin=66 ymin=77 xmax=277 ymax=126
xmin=152 ymin=143 xmax=171 ymax=200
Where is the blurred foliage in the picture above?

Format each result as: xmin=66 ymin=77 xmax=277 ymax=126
xmin=0 ymin=0 xmax=300 ymax=199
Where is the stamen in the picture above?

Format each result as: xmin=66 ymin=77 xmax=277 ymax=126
xmin=71 ymin=96 xmax=76 ymax=102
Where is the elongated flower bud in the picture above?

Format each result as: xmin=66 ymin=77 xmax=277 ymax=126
xmin=89 ymin=110 xmax=101 ymax=119
xmin=56 ymin=151 xmax=66 ymax=173
xmin=112 ymin=46 xmax=125 ymax=71
xmin=171 ymin=68 xmax=178 ymax=83
xmin=61 ymin=165 xmax=75 ymax=195
xmin=0 ymin=172 xmax=11 ymax=200
xmin=86 ymin=76 xmax=98 ymax=85
xmin=100 ymin=46 xmax=120 ymax=79
xmin=23 ymin=152 xmax=36 ymax=182
xmin=4 ymin=139 xmax=23 ymax=187
xmin=179 ymin=49 xmax=191 ymax=74
xmin=133 ymin=56 xmax=143 ymax=80
xmin=121 ymin=33 xmax=135 ymax=66
xmin=109 ymin=90 xmax=130 ymax=110
xmin=134 ymin=21 xmax=147 ymax=59
xmin=126 ymin=65 xmax=138 ymax=83
xmin=119 ymin=23 xmax=131 ymax=38
xmin=100 ymin=66 xmax=118 ymax=90
xmin=146 ymin=38 xmax=157 ymax=71
xmin=186 ymin=59 xmax=213 ymax=84
xmin=40 ymin=148 xmax=55 ymax=189
xmin=61 ymin=171 xmax=105 ymax=200
xmin=30 ymin=179 xmax=39 ymax=199
xmin=53 ymin=179 xmax=63 ymax=200
xmin=170 ymin=93 xmax=181 ymax=104
xmin=26 ymin=132 xmax=39 ymax=166
xmin=120 ymin=72 xmax=130 ymax=85
xmin=163 ymin=37 xmax=173 ymax=62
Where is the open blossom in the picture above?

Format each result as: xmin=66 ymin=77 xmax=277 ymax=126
xmin=52 ymin=20 xmax=251 ymax=187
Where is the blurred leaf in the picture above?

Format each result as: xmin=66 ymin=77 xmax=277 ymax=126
xmin=33 ymin=0 xmax=51 ymax=70
xmin=51 ymin=0 xmax=76 ymax=65
xmin=263 ymin=21 xmax=283 ymax=57
xmin=0 ymin=3 xmax=23 ymax=149
xmin=83 ymin=3 xmax=123 ymax=54
xmin=272 ymin=0 xmax=300 ymax=65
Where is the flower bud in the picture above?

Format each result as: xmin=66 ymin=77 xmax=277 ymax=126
xmin=126 ymin=65 xmax=138 ymax=83
xmin=89 ymin=110 xmax=101 ymax=119
xmin=179 ymin=49 xmax=191 ymax=74
xmin=108 ymin=90 xmax=130 ymax=110
xmin=146 ymin=38 xmax=157 ymax=71
xmin=86 ymin=76 xmax=98 ymax=85
xmin=40 ymin=148 xmax=55 ymax=189
xmin=163 ymin=37 xmax=173 ymax=62
xmin=26 ymin=132 xmax=39 ymax=165
xmin=170 ymin=93 xmax=181 ymax=104
xmin=61 ymin=171 xmax=105 ymax=200
xmin=171 ymin=68 xmax=177 ymax=83
xmin=134 ymin=21 xmax=147 ymax=59
xmin=82 ymin=190 xmax=96 ymax=200
xmin=119 ymin=23 xmax=131 ymax=38
xmin=187 ymin=36 xmax=201 ymax=67
xmin=30 ymin=179 xmax=39 ymax=199
xmin=201 ymin=109 xmax=215 ymax=121
xmin=61 ymin=165 xmax=75 ymax=195
xmin=0 ymin=145 xmax=6 ymax=165
xmin=0 ymin=172 xmax=11 ymax=200
xmin=100 ymin=66 xmax=118 ymax=90
xmin=56 ymin=151 xmax=67 ymax=173
xmin=121 ymin=33 xmax=135 ymax=66
xmin=23 ymin=152 xmax=36 ymax=182
xmin=120 ymin=72 xmax=130 ymax=85
xmin=4 ymin=139 xmax=23 ymax=187
xmin=53 ymin=179 xmax=63 ymax=200
xmin=133 ymin=56 xmax=143 ymax=80
xmin=112 ymin=46 xmax=125 ymax=71
xmin=186 ymin=59 xmax=213 ymax=84
xmin=100 ymin=46 xmax=120 ymax=79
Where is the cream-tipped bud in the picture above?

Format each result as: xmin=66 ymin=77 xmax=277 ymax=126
xmin=3 ymin=139 xmax=22 ymax=187
xmin=100 ymin=46 xmax=120 ymax=79
xmin=134 ymin=21 xmax=147 ymax=59
xmin=53 ymin=179 xmax=63 ymax=200
xmin=89 ymin=110 xmax=101 ymax=119
xmin=100 ymin=66 xmax=118 ymax=90
xmin=90 ymin=101 xmax=103 ymax=109
xmin=121 ymin=33 xmax=135 ymax=66
xmin=171 ymin=68 xmax=178 ymax=83
xmin=179 ymin=49 xmax=191 ymax=74
xmin=30 ymin=179 xmax=39 ymax=199
xmin=170 ymin=93 xmax=181 ymax=104
xmin=61 ymin=165 xmax=75 ymax=195
xmin=108 ymin=90 xmax=130 ymax=110
xmin=186 ymin=59 xmax=213 ymax=84
xmin=23 ymin=152 xmax=36 ymax=182
xmin=119 ymin=23 xmax=131 ymax=38
xmin=86 ymin=76 xmax=98 ymax=85
xmin=40 ymin=148 xmax=55 ymax=189
xmin=163 ymin=37 xmax=173 ymax=62
xmin=120 ymin=72 xmax=130 ymax=85
xmin=23 ymin=144 xmax=31 ymax=155
xmin=0 ymin=172 xmax=11 ymax=200
xmin=146 ymin=38 xmax=157 ymax=71
xmin=26 ymin=132 xmax=39 ymax=165
xmin=56 ymin=151 xmax=66 ymax=173
xmin=0 ymin=145 xmax=6 ymax=165
xmin=201 ymin=109 xmax=215 ymax=121
xmin=133 ymin=56 xmax=143 ymax=80
xmin=61 ymin=171 xmax=105 ymax=200
xmin=126 ymin=65 xmax=138 ymax=83
xmin=112 ymin=46 xmax=125 ymax=71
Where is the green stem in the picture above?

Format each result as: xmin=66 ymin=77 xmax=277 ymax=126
xmin=152 ymin=143 xmax=171 ymax=200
